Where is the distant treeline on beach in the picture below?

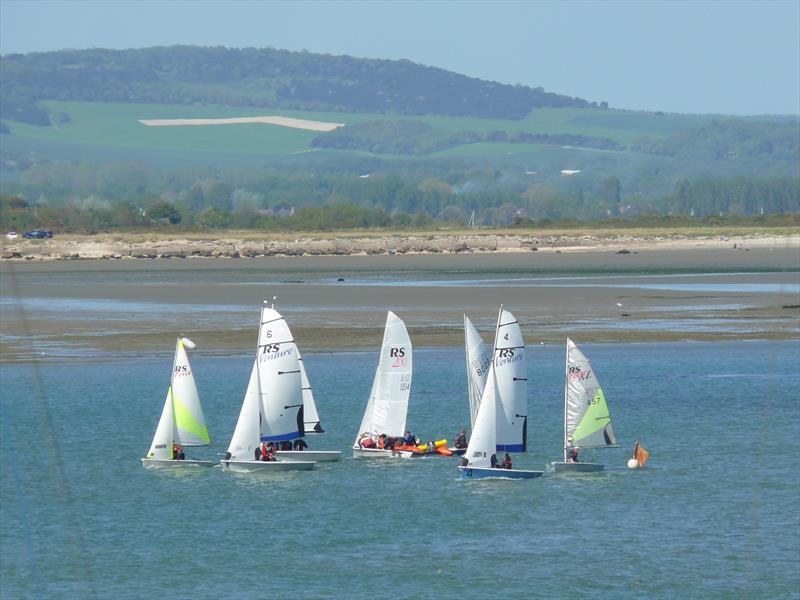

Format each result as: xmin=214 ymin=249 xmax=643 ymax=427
xmin=2 ymin=187 xmax=797 ymax=235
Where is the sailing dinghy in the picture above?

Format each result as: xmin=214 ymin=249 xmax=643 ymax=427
xmin=263 ymin=313 xmax=340 ymax=462
xmin=142 ymin=337 xmax=214 ymax=469
xmin=353 ymin=311 xmax=416 ymax=459
xmin=459 ymin=341 xmax=542 ymax=480
xmin=550 ymin=338 xmax=617 ymax=473
xmin=221 ymin=303 xmax=315 ymax=473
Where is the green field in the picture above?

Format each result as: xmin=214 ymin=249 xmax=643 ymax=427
xmin=0 ymin=101 xmax=714 ymax=167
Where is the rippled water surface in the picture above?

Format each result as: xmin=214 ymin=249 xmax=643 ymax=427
xmin=2 ymin=340 xmax=799 ymax=598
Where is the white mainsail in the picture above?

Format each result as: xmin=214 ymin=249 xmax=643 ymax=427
xmin=226 ymin=360 xmax=262 ymax=461
xmin=564 ymin=338 xmax=616 ymax=459
xmin=494 ymin=308 xmax=527 ymax=452
xmin=257 ymin=307 xmax=304 ymax=442
xmin=298 ymin=351 xmax=324 ymax=434
xmin=463 ymin=364 xmax=499 ymax=468
xmin=464 ymin=314 xmax=492 ymax=428
xmin=355 ymin=311 xmax=413 ymax=442
xmin=146 ymin=337 xmax=210 ymax=459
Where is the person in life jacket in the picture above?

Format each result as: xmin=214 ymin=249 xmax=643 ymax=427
xmin=568 ymin=447 xmax=580 ymax=463
xmin=500 ymin=453 xmax=512 ymax=469
xmin=172 ymin=444 xmax=184 ymax=460
xmin=403 ymin=431 xmax=416 ymax=446
xmin=360 ymin=435 xmax=376 ymax=448
xmin=454 ymin=429 xmax=467 ymax=449
xmin=490 ymin=453 xmax=498 ymax=468
xmin=260 ymin=442 xmax=269 ymax=462
xmin=293 ymin=438 xmax=308 ymax=451
xmin=377 ymin=434 xmax=386 ymax=449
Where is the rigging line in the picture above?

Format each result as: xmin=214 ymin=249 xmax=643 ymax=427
xmin=0 ymin=388 xmax=43 ymax=597
xmin=2 ymin=263 xmax=96 ymax=598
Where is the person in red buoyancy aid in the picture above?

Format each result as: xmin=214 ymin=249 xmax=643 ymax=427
xmin=500 ymin=453 xmax=512 ymax=469
xmin=377 ymin=434 xmax=386 ymax=449
xmin=172 ymin=444 xmax=184 ymax=460
xmin=260 ymin=442 xmax=269 ymax=461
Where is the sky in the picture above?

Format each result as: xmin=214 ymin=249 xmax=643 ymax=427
xmin=1 ymin=0 xmax=798 ymax=116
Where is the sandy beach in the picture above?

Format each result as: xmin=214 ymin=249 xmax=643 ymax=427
xmin=1 ymin=233 xmax=798 ymax=362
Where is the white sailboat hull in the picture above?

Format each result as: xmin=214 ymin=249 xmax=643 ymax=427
xmin=275 ymin=450 xmax=341 ymax=462
xmin=220 ymin=459 xmax=315 ymax=472
xmin=550 ymin=461 xmax=604 ymax=473
xmin=352 ymin=446 xmax=417 ymax=459
xmin=458 ymin=466 xmax=543 ymax=480
xmin=141 ymin=458 xmax=214 ymax=469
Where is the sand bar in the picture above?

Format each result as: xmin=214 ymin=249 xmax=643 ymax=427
xmin=1 ymin=237 xmax=798 ymax=362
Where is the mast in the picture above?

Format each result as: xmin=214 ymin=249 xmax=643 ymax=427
xmin=168 ymin=337 xmax=180 ymax=447
xmin=464 ymin=314 xmax=471 ymax=426
xmin=563 ymin=338 xmax=570 ymax=463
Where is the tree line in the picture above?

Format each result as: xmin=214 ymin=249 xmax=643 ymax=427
xmin=2 ymin=174 xmax=796 ymax=234
xmin=310 ymin=120 xmax=623 ymax=155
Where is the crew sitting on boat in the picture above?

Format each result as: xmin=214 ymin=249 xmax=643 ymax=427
xmin=490 ymin=453 xmax=498 ymax=468
xmin=293 ymin=438 xmax=308 ymax=451
xmin=280 ymin=441 xmax=293 ymax=451
xmin=567 ymin=447 xmax=579 ymax=463
xmin=258 ymin=441 xmax=276 ymax=461
xmin=454 ymin=429 xmax=467 ymax=449
xmin=500 ymin=453 xmax=512 ymax=469
xmin=359 ymin=435 xmax=376 ymax=448
xmin=403 ymin=431 xmax=416 ymax=446
xmin=172 ymin=444 xmax=185 ymax=460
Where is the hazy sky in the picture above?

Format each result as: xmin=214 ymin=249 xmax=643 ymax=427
xmin=2 ymin=0 xmax=798 ymax=115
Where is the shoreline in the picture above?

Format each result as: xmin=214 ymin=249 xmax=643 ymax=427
xmin=2 ymin=231 xmax=798 ymax=262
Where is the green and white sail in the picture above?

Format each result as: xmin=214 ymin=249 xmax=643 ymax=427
xmin=564 ymin=338 xmax=615 ymax=459
xmin=145 ymin=337 xmax=210 ymax=460
xmin=171 ymin=338 xmax=211 ymax=446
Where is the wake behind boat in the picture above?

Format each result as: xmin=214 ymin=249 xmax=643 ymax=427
xmin=142 ymin=337 xmax=214 ymax=469
xmin=221 ymin=302 xmax=315 ymax=473
xmin=550 ymin=338 xmax=617 ymax=473
xmin=353 ymin=311 xmax=417 ymax=459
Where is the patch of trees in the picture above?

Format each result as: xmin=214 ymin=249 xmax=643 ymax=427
xmin=0 ymin=46 xmax=595 ymax=125
xmin=666 ymin=176 xmax=799 ymax=217
xmin=632 ymin=120 xmax=798 ymax=162
xmin=311 ymin=121 xmax=625 ymax=155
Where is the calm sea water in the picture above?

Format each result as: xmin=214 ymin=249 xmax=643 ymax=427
xmin=1 ymin=340 xmax=798 ymax=598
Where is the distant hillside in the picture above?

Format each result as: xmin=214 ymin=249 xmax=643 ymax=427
xmin=0 ymin=45 xmax=596 ymax=125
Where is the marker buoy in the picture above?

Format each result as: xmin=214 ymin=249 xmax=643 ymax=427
xmin=627 ymin=458 xmax=639 ymax=469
